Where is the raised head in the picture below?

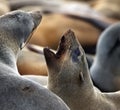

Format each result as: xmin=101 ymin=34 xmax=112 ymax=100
xmin=0 ymin=10 xmax=42 ymax=54
xmin=44 ymin=30 xmax=93 ymax=90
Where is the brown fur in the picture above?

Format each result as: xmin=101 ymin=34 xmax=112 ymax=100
xmin=44 ymin=30 xmax=120 ymax=110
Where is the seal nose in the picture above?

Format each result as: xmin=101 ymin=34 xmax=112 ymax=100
xmin=30 ymin=11 xmax=42 ymax=29
xmin=56 ymin=30 xmax=77 ymax=56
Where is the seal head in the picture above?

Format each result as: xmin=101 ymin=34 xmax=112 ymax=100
xmin=44 ymin=30 xmax=94 ymax=110
xmin=44 ymin=29 xmax=92 ymax=89
xmin=0 ymin=10 xmax=42 ymax=51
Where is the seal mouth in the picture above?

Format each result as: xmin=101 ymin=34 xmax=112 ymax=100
xmin=23 ymin=29 xmax=36 ymax=49
xmin=44 ymin=29 xmax=82 ymax=61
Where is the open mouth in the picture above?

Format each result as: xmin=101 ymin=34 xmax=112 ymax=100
xmin=44 ymin=29 xmax=81 ymax=61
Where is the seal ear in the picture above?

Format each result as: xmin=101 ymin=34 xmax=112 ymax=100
xmin=79 ymin=71 xmax=84 ymax=82
xmin=78 ymin=47 xmax=89 ymax=82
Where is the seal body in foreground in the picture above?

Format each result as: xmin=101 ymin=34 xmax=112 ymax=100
xmin=90 ymin=23 xmax=120 ymax=92
xmin=0 ymin=10 xmax=70 ymax=110
xmin=44 ymin=30 xmax=120 ymax=110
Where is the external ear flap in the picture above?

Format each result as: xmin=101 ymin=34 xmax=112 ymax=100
xmin=81 ymin=53 xmax=89 ymax=75
xmin=79 ymin=71 xmax=84 ymax=82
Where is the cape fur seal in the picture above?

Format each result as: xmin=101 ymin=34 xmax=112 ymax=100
xmin=90 ymin=23 xmax=120 ymax=92
xmin=92 ymin=0 xmax=120 ymax=19
xmin=0 ymin=10 xmax=70 ymax=110
xmin=44 ymin=29 xmax=120 ymax=110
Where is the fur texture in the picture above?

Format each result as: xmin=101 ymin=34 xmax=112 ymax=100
xmin=0 ymin=10 xmax=69 ymax=110
xmin=44 ymin=29 xmax=120 ymax=110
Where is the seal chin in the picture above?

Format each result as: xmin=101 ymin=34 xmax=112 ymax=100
xmin=20 ymin=31 xmax=34 ymax=49
xmin=21 ymin=11 xmax=42 ymax=49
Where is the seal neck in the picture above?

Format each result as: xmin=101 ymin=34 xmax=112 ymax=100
xmin=0 ymin=45 xmax=19 ymax=75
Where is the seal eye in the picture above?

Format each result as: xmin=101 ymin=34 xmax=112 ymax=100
xmin=71 ymin=47 xmax=81 ymax=62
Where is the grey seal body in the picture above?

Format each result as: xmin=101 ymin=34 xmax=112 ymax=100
xmin=44 ymin=30 xmax=120 ymax=110
xmin=90 ymin=23 xmax=120 ymax=92
xmin=0 ymin=10 xmax=69 ymax=110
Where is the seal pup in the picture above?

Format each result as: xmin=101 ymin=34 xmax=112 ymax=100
xmin=90 ymin=23 xmax=120 ymax=92
xmin=0 ymin=10 xmax=70 ymax=110
xmin=44 ymin=30 xmax=120 ymax=110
